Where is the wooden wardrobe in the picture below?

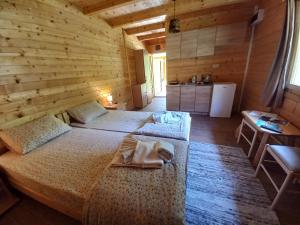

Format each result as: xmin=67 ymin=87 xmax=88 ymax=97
xmin=132 ymin=50 xmax=154 ymax=108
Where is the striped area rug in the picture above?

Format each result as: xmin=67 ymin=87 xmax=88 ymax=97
xmin=186 ymin=142 xmax=280 ymax=225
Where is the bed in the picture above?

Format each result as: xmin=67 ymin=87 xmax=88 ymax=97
xmin=70 ymin=110 xmax=192 ymax=141
xmin=0 ymin=127 xmax=189 ymax=224
xmin=71 ymin=110 xmax=153 ymax=133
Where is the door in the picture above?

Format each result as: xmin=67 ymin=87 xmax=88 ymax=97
xmin=153 ymin=53 xmax=166 ymax=97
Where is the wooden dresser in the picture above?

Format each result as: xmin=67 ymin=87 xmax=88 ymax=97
xmin=166 ymin=84 xmax=212 ymax=114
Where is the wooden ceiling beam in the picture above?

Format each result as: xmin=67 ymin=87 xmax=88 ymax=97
xmin=107 ymin=0 xmax=252 ymax=27
xmin=144 ymin=37 xmax=166 ymax=45
xmin=125 ymin=22 xmax=165 ymax=35
xmin=174 ymin=2 xmax=254 ymax=20
xmin=108 ymin=4 xmax=169 ymax=27
xmin=138 ymin=32 xmax=166 ymax=41
xmin=83 ymin=0 xmax=134 ymax=15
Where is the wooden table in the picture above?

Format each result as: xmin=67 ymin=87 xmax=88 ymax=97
xmin=239 ymin=111 xmax=300 ymax=167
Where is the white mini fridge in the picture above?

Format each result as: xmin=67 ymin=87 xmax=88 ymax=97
xmin=210 ymin=83 xmax=236 ymax=118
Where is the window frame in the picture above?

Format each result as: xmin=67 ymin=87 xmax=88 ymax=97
xmin=288 ymin=1 xmax=300 ymax=88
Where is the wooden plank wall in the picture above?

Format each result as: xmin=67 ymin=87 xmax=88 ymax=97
xmin=166 ymin=3 xmax=254 ymax=110
xmin=278 ymin=89 xmax=300 ymax=128
xmin=242 ymin=0 xmax=285 ymax=112
xmin=241 ymin=0 xmax=300 ymax=130
xmin=0 ymin=0 xmax=144 ymax=129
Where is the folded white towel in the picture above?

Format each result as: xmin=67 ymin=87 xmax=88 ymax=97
xmin=155 ymin=141 xmax=175 ymax=162
xmin=153 ymin=111 xmax=182 ymax=124
xmin=111 ymin=138 xmax=164 ymax=169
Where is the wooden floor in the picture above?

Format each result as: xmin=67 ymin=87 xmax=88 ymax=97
xmin=0 ymin=98 xmax=299 ymax=225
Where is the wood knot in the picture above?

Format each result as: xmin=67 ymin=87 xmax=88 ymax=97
xmin=17 ymin=112 xmax=24 ymax=118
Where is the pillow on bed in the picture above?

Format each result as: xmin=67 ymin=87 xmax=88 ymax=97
xmin=0 ymin=114 xmax=72 ymax=155
xmin=67 ymin=101 xmax=107 ymax=123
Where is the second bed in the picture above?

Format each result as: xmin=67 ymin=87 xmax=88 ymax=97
xmin=70 ymin=108 xmax=191 ymax=141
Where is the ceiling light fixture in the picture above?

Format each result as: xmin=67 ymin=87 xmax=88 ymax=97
xmin=168 ymin=0 xmax=180 ymax=33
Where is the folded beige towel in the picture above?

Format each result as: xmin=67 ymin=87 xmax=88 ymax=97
xmin=112 ymin=137 xmax=137 ymax=163
xmin=111 ymin=138 xmax=164 ymax=169
xmin=131 ymin=141 xmax=164 ymax=168
xmin=156 ymin=141 xmax=175 ymax=162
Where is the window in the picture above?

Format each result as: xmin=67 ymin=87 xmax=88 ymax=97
xmin=290 ymin=2 xmax=300 ymax=86
xmin=290 ymin=35 xmax=300 ymax=86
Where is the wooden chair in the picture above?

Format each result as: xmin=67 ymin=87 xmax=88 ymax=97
xmin=255 ymin=144 xmax=300 ymax=209
xmin=237 ymin=119 xmax=258 ymax=157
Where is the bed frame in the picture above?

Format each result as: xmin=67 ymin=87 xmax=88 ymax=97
xmin=0 ymin=112 xmax=81 ymax=221
xmin=7 ymin=176 xmax=82 ymax=221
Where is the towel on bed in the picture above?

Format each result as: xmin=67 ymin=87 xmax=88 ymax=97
xmin=156 ymin=141 xmax=175 ymax=162
xmin=135 ymin=112 xmax=191 ymax=141
xmin=83 ymin=135 xmax=188 ymax=225
xmin=111 ymin=138 xmax=164 ymax=169
xmin=153 ymin=111 xmax=182 ymax=124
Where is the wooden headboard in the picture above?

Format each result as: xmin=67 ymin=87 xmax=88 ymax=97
xmin=55 ymin=112 xmax=70 ymax=125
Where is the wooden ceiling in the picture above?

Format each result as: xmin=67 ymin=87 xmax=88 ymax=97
xmin=69 ymin=0 xmax=254 ymax=43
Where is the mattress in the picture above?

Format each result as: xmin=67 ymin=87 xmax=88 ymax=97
xmin=71 ymin=110 xmax=153 ymax=133
xmin=71 ymin=110 xmax=191 ymax=141
xmin=135 ymin=113 xmax=191 ymax=141
xmin=0 ymin=128 xmax=128 ymax=216
xmin=0 ymin=127 xmax=189 ymax=221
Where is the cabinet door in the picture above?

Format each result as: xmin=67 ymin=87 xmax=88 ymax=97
xmin=132 ymin=83 xmax=147 ymax=108
xmin=135 ymin=50 xmax=146 ymax=84
xmin=141 ymin=83 xmax=148 ymax=107
xmin=180 ymin=86 xmax=195 ymax=112
xmin=197 ymin=27 xmax=216 ymax=57
xmin=181 ymin=30 xmax=198 ymax=58
xmin=195 ymin=86 xmax=212 ymax=113
xmin=166 ymin=33 xmax=181 ymax=60
xmin=166 ymin=86 xmax=180 ymax=111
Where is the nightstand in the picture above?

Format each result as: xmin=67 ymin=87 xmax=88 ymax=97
xmin=0 ymin=176 xmax=19 ymax=215
xmin=104 ymin=103 xmax=118 ymax=110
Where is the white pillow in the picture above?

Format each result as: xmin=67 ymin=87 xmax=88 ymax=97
xmin=0 ymin=115 xmax=71 ymax=154
xmin=67 ymin=101 xmax=107 ymax=123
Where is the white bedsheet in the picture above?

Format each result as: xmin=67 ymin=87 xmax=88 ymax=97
xmin=135 ymin=112 xmax=191 ymax=141
xmin=71 ymin=110 xmax=153 ymax=133
xmin=71 ymin=110 xmax=191 ymax=141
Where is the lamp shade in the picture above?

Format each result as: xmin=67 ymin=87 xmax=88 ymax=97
xmin=107 ymin=94 xmax=113 ymax=105
xmin=169 ymin=18 xmax=180 ymax=33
